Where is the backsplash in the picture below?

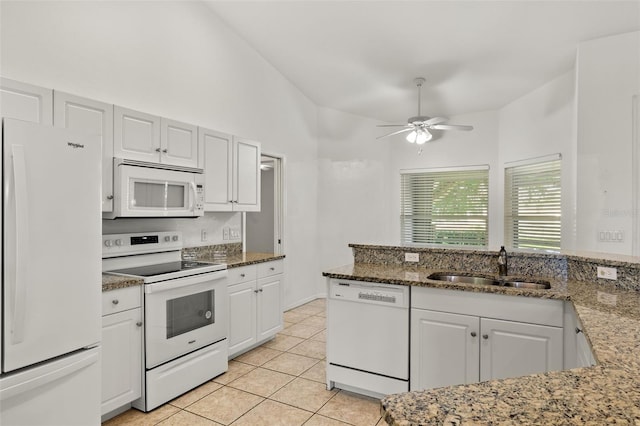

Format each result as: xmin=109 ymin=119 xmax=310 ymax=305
xmin=102 ymin=212 xmax=241 ymax=248
xmin=349 ymin=244 xmax=640 ymax=290
xmin=182 ymin=242 xmax=243 ymax=261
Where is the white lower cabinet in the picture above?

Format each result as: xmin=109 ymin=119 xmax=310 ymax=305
xmin=228 ymin=260 xmax=283 ymax=358
xmin=101 ymin=286 xmax=143 ymax=417
xmin=411 ymin=309 xmax=479 ymax=390
xmin=563 ymin=302 xmax=596 ymax=369
xmin=480 ymin=317 xmax=563 ymax=381
xmin=410 ymin=286 xmax=564 ymax=391
xmin=257 ymin=275 xmax=283 ymax=341
xmin=228 ymin=279 xmax=258 ymax=354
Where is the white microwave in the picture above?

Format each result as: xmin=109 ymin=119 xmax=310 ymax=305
xmin=104 ymin=158 xmax=205 ymax=219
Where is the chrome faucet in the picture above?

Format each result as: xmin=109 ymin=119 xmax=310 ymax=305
xmin=498 ymin=246 xmax=508 ymax=276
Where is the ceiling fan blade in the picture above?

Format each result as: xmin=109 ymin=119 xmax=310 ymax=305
xmin=430 ymin=124 xmax=474 ymax=131
xmin=376 ymin=124 xmax=410 ymax=128
xmin=376 ymin=127 xmax=414 ymax=139
xmin=424 ymin=116 xmax=448 ymax=126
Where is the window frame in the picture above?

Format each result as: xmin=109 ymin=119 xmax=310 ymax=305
xmin=504 ymin=154 xmax=562 ymax=251
xmin=400 ymin=165 xmax=490 ymax=248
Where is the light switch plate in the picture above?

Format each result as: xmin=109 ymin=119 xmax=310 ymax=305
xmin=405 ymin=253 xmax=419 ymax=262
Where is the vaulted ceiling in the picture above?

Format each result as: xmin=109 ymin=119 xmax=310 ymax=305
xmin=205 ymin=1 xmax=640 ymax=123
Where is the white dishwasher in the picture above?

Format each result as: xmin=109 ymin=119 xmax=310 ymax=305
xmin=326 ymin=279 xmax=409 ymax=398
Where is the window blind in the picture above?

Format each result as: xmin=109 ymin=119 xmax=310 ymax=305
xmin=504 ymin=158 xmax=561 ymax=250
xmin=400 ymin=168 xmax=489 ymax=246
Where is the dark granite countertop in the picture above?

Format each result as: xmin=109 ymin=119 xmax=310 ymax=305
xmin=102 ymin=252 xmax=284 ymax=291
xmin=101 ymin=273 xmax=143 ymax=292
xmin=323 ymin=263 xmax=640 ymax=425
xmin=204 ymin=252 xmax=285 ymax=269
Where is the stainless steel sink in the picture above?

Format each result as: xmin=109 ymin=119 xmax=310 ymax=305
xmin=427 ymin=273 xmax=551 ymax=290
xmin=426 ymin=273 xmax=500 ymax=286
xmin=501 ymin=280 xmax=551 ymax=289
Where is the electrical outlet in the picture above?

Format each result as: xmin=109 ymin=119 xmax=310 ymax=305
xmin=598 ymin=230 xmax=624 ymax=242
xmin=223 ymin=228 xmax=230 ymax=240
xmin=229 ymin=227 xmax=241 ymax=240
xmin=597 ymin=266 xmax=617 ymax=280
xmin=404 ymin=252 xmax=419 ymax=262
xmin=201 ymin=229 xmax=208 ymax=242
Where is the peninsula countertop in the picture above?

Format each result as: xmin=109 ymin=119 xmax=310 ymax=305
xmin=102 ymin=252 xmax=284 ymax=292
xmin=323 ymin=263 xmax=640 ymax=425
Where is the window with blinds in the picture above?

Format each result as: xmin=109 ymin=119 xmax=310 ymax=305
xmin=504 ymin=158 xmax=561 ymax=251
xmin=400 ymin=168 xmax=489 ymax=246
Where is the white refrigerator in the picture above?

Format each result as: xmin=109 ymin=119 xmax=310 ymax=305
xmin=0 ymin=118 xmax=102 ymax=425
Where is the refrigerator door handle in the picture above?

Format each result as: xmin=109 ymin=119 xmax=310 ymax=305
xmin=10 ymin=144 xmax=29 ymax=344
xmin=0 ymin=348 xmax=99 ymax=401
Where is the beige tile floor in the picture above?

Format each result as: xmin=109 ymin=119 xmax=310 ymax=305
xmin=103 ymin=298 xmax=387 ymax=426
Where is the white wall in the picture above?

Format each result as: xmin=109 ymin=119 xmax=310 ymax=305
xmin=389 ymin=110 xmax=501 ymax=248
xmin=317 ymin=106 xmax=393 ymax=292
xmin=498 ymin=71 xmax=576 ymax=250
xmin=0 ymin=0 xmax=320 ymax=309
xmin=575 ymin=31 xmax=640 ymax=255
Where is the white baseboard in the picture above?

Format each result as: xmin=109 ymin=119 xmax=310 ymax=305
xmin=284 ymin=292 xmax=326 ymax=311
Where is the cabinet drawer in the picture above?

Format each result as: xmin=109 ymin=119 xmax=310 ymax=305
xmin=257 ymin=260 xmax=283 ymax=278
xmin=102 ymin=286 xmax=141 ymax=316
xmin=227 ymin=265 xmax=257 ymax=285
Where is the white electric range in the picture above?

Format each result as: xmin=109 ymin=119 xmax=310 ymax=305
xmin=103 ymin=231 xmax=228 ymax=412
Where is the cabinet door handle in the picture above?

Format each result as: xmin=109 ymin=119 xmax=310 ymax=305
xmin=136 ymin=321 xmax=143 ymax=327
xmin=259 ymin=288 xmax=263 ymax=292
xmin=470 ymin=332 xmax=477 ymax=337
xmin=155 ymin=148 xmax=161 ymax=152
xmin=254 ymin=289 xmax=259 ymax=293
xmin=106 ymin=195 xmax=114 ymax=200
xmin=270 ymin=267 xmax=275 ymax=271
xmin=482 ymin=334 xmax=489 ymax=340
xmin=240 ymin=273 xmax=245 ymax=278
xmin=575 ymin=327 xmax=583 ymax=334
xmin=112 ymin=299 xmax=119 ymax=305
xmin=162 ymin=149 xmax=168 ymax=153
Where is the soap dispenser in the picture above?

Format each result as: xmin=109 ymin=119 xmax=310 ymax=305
xmin=498 ymin=246 xmax=508 ymax=276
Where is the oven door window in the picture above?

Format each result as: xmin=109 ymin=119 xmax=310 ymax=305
xmin=166 ymin=289 xmax=214 ymax=339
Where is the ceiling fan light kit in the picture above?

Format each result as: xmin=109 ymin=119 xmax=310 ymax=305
xmin=377 ymin=77 xmax=473 ymax=150
xmin=406 ymin=128 xmax=432 ymax=144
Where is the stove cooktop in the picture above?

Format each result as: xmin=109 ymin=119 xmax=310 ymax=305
xmin=108 ymin=260 xmax=226 ymax=283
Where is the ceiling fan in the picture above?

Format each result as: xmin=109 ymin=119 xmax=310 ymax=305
xmin=377 ymin=77 xmax=473 ymax=145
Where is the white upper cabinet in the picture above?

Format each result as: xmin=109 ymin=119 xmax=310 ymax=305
xmin=54 ymin=91 xmax=114 ymax=212
xmin=114 ymin=106 xmax=161 ymax=163
xmin=161 ymin=118 xmax=198 ymax=168
xmin=114 ymin=107 xmax=198 ymax=168
xmin=234 ymin=137 xmax=261 ymax=212
xmin=199 ymin=127 xmax=233 ymax=211
xmin=0 ymin=77 xmax=52 ymax=124
xmin=199 ymin=128 xmax=261 ymax=212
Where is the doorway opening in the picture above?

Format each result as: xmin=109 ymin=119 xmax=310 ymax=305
xmin=246 ymin=154 xmax=284 ymax=254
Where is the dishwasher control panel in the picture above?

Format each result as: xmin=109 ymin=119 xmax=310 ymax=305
xmin=329 ymin=280 xmax=408 ymax=308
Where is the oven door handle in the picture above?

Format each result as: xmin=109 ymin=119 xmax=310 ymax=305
xmin=144 ymin=271 xmax=227 ymax=294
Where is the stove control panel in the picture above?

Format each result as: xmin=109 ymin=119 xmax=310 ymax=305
xmin=102 ymin=232 xmax=182 ymax=258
